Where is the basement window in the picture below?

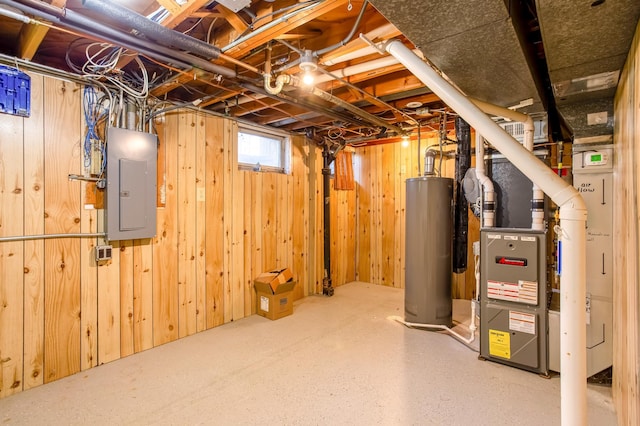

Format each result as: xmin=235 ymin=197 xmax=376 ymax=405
xmin=237 ymin=125 xmax=290 ymax=173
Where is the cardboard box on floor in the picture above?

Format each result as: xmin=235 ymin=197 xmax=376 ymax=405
xmin=254 ymin=268 xmax=295 ymax=320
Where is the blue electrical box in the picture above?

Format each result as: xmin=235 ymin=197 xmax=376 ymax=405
xmin=0 ymin=65 xmax=31 ymax=117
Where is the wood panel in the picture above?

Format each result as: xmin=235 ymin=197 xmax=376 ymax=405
xmin=23 ymin=72 xmax=45 ymax=389
xmin=133 ymin=239 xmax=153 ymax=353
xmin=0 ymin=110 xmax=24 ymax=398
xmin=153 ymin=112 xmax=179 ymax=346
xmin=204 ymin=115 xmax=225 ymax=328
xmin=43 ymin=78 xmax=81 ymax=383
xmin=292 ymin=135 xmax=308 ymax=299
xmin=195 ymin=115 xmax=207 ymax=332
xmin=1 ymin=77 xmax=318 ymax=398
xmin=613 ymin=19 xmax=640 ymax=425
xmin=178 ymin=111 xmax=197 ymax=337
xmin=97 ymin=233 xmax=120 ymax=365
xmin=120 ymin=240 xmax=134 ymax=358
xmin=251 ymin=173 xmax=263 ymax=307
xmin=380 ymin=145 xmax=395 ymax=287
xmin=356 ymin=147 xmax=371 ymax=283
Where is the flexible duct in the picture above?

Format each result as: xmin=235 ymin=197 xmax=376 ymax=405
xmin=82 ymin=0 xmax=221 ymax=60
xmin=384 ymin=39 xmax=587 ymax=426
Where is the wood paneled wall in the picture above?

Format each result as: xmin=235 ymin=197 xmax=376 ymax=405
xmin=0 ymin=73 xmax=317 ymax=398
xmin=613 ymin=18 xmax=640 ymax=426
xmin=349 ymin=138 xmax=478 ymax=298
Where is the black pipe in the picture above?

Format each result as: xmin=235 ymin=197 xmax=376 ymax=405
xmin=453 ymin=117 xmax=470 ymax=273
xmin=82 ymin=0 xmax=222 ymax=60
xmin=322 ymin=145 xmax=335 ymax=296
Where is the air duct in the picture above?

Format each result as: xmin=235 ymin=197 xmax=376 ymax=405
xmin=383 ymin=39 xmax=587 ymax=426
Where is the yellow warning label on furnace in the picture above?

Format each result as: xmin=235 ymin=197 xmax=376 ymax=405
xmin=489 ymin=329 xmax=511 ymax=359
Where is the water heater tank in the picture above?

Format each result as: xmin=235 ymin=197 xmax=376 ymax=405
xmin=405 ymin=176 xmax=453 ymax=326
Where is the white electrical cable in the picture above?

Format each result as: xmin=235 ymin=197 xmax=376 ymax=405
xmin=389 ymin=315 xmax=477 ymax=351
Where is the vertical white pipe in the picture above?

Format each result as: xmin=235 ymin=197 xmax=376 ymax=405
xmin=384 ymin=39 xmax=587 ymax=426
xmin=559 ymin=203 xmax=588 ymax=426
xmin=475 ymin=132 xmax=495 ymax=227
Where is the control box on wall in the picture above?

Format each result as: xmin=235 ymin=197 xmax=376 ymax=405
xmin=106 ymin=127 xmax=157 ymax=240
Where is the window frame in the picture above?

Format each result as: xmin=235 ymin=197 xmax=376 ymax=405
xmin=237 ymin=124 xmax=291 ymax=174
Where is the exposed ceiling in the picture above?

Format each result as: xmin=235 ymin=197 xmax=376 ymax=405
xmin=0 ymin=0 xmax=638 ymax=146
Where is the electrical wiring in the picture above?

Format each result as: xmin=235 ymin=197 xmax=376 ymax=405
xmin=83 ymin=85 xmax=110 ymax=177
xmin=66 ymin=41 xmax=150 ymax=99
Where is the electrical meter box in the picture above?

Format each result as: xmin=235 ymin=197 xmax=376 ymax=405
xmin=480 ymin=229 xmax=549 ymax=375
xmin=106 ymin=127 xmax=157 ymax=240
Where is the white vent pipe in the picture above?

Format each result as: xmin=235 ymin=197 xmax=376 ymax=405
xmin=474 ymin=132 xmax=495 ymax=227
xmin=383 ymin=39 xmax=587 ymax=426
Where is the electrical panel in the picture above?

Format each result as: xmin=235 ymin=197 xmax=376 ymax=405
xmin=106 ymin=127 xmax=157 ymax=241
xmin=480 ymin=229 xmax=549 ymax=375
xmin=549 ymin=145 xmax=613 ymax=376
xmin=0 ymin=65 xmax=30 ymax=117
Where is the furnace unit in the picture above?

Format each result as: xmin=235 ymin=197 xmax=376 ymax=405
xmin=480 ymin=228 xmax=549 ymax=376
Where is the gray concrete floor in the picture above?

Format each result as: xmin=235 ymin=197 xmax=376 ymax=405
xmin=0 ymin=282 xmax=616 ymax=425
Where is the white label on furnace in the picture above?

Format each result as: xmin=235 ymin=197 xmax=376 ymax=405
xmin=487 ymin=280 xmax=538 ymax=304
xmin=504 ymin=235 xmax=518 ymax=241
xmin=521 ymin=236 xmax=536 ymax=242
xmin=260 ymin=296 xmax=269 ymax=312
xmin=509 ymin=311 xmax=536 ymax=334
xmin=487 ymin=234 xmax=502 ymax=240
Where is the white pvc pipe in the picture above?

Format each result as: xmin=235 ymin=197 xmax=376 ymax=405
xmin=384 ymin=39 xmax=587 ymax=426
xmin=475 ymin=132 xmax=495 ymax=227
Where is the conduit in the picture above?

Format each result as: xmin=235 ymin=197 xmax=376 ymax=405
xmin=383 ymin=39 xmax=587 ymax=426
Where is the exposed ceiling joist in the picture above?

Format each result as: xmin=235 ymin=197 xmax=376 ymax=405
xmin=16 ymin=0 xmax=67 ymax=60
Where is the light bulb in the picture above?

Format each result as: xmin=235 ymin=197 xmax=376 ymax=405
xmin=302 ymin=71 xmax=315 ymax=85
xmin=401 ymin=134 xmax=410 ymax=147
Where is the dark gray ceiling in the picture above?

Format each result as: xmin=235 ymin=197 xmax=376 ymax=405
xmin=369 ymin=0 xmax=542 ymax=110
xmin=371 ymin=0 xmax=640 ymax=142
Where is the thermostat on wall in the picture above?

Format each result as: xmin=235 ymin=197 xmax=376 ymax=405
xmin=584 ymin=151 xmax=608 ymax=166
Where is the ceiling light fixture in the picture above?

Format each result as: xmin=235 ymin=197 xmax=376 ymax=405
xmin=299 ymin=49 xmax=317 ymax=86
xmin=401 ymin=134 xmax=410 ymax=147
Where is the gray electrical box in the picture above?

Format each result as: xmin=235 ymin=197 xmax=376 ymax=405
xmin=480 ymin=229 xmax=549 ymax=375
xmin=106 ymin=127 xmax=157 ymax=240
xmin=549 ymin=144 xmax=613 ymax=376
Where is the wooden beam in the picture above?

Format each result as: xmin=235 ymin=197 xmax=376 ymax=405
xmin=17 ymin=0 xmax=67 ymax=60
xmin=161 ymin=0 xmax=212 ymax=30
xmin=223 ymin=0 xmax=349 ymax=59
xmin=216 ymin=4 xmax=249 ymax=34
